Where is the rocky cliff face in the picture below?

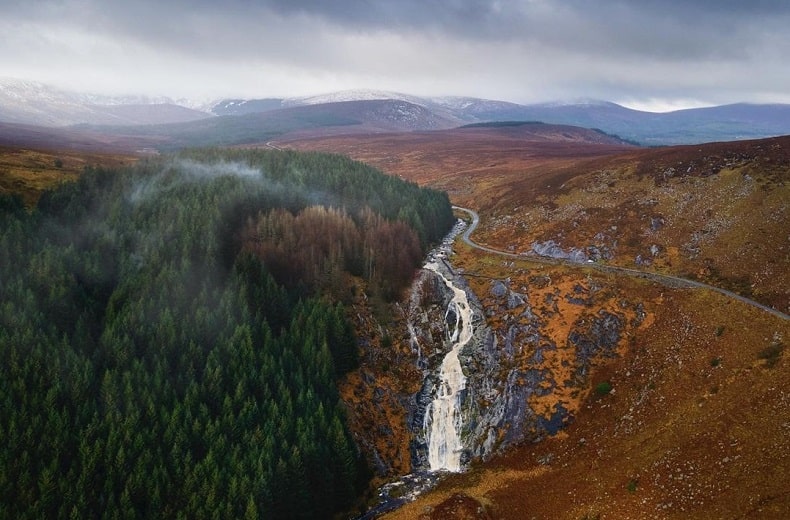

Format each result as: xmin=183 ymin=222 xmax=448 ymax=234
xmin=342 ymin=230 xmax=649 ymax=481
xmin=403 ymin=264 xmax=464 ymax=469
xmin=400 ymin=252 xmax=649 ymax=472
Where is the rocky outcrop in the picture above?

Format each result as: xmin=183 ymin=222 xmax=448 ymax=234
xmin=531 ymin=240 xmax=590 ymax=263
xmin=353 ymin=220 xmax=647 ymax=478
xmin=402 ymin=250 xmax=645 ymax=471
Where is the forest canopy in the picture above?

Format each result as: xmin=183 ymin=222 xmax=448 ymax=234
xmin=0 ymin=148 xmax=454 ymax=518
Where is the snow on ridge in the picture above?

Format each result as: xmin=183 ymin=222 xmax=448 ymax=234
xmin=0 ymin=77 xmax=189 ymax=108
xmin=535 ymin=98 xmax=613 ymax=108
xmin=428 ymin=96 xmax=494 ymax=109
xmin=285 ymin=89 xmax=426 ymax=107
xmin=0 ymin=78 xmax=84 ymax=106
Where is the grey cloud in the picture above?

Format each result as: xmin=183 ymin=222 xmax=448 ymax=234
xmin=6 ymin=0 xmax=789 ymax=59
xmin=43 ymin=1 xmax=790 ymax=64
xmin=0 ymin=0 xmax=788 ymax=105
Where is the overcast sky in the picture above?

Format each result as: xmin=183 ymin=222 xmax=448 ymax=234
xmin=2 ymin=0 xmax=789 ymax=110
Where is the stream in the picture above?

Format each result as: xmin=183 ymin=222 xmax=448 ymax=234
xmin=356 ymin=219 xmax=473 ymax=518
xmin=422 ymin=260 xmax=473 ymax=472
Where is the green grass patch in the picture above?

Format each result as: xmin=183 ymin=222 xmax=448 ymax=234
xmin=594 ymin=381 xmax=613 ymax=396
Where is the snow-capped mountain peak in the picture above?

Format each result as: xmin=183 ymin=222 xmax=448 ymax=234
xmin=0 ymin=77 xmax=211 ymax=126
xmin=285 ymin=89 xmax=424 ymax=107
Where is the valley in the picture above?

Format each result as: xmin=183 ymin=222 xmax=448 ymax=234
xmin=285 ymin=130 xmax=789 ymax=314
xmin=3 ymin=0 xmax=790 ymax=517
xmin=283 ymin=127 xmax=788 ymax=518
xmin=0 ymin=95 xmax=787 ymax=519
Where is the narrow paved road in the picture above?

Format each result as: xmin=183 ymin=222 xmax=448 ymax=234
xmin=453 ymin=206 xmax=789 ymax=321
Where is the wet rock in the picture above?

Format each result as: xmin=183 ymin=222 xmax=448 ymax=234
xmin=405 ymin=239 xmax=636 ymax=474
xmin=444 ymin=304 xmax=458 ymax=332
xmin=506 ymin=325 xmax=528 ymax=360
xmin=409 ymin=375 xmax=436 ymax=469
xmin=500 ymin=370 xmax=538 ymax=446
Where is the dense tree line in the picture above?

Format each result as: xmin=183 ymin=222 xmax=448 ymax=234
xmin=0 ymin=149 xmax=454 ymax=518
xmin=241 ymin=205 xmax=423 ymax=302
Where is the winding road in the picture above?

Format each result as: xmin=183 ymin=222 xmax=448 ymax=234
xmin=453 ymin=206 xmax=789 ymax=321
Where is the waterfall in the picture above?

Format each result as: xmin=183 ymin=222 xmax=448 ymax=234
xmin=423 ymin=262 xmax=474 ymax=472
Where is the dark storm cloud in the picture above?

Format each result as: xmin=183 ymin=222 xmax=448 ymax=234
xmin=1 ymin=0 xmax=789 ymax=106
xmin=9 ymin=0 xmax=789 ymax=57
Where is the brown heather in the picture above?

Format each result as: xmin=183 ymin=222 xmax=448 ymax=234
xmin=289 ymin=129 xmax=789 ymax=519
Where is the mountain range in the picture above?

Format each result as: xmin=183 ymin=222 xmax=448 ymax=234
xmin=1 ymin=78 xmax=789 ymax=146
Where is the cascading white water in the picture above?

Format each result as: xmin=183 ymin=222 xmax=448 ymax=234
xmin=423 ymin=262 xmax=474 ymax=472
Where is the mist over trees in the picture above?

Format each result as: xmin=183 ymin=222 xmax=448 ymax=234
xmin=0 ymin=149 xmax=454 ymax=518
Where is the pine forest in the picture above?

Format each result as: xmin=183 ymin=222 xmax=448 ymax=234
xmin=0 ymin=148 xmax=455 ymax=518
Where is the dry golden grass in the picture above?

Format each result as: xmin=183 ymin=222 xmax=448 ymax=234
xmin=486 ymin=142 xmax=790 ymax=313
xmin=0 ymin=146 xmax=136 ymax=207
xmin=287 ymin=132 xmax=789 ymax=313
xmin=281 ymin=126 xmax=634 ymax=211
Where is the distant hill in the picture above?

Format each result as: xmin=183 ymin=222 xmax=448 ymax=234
xmin=2 ymin=79 xmax=789 ymax=146
xmin=76 ymin=99 xmax=462 ymax=150
xmin=0 ymin=78 xmax=211 ymax=126
xmin=210 ymin=98 xmax=285 ymax=116
xmin=206 ymin=91 xmax=790 ymax=146
xmin=0 ymin=121 xmax=164 ymax=152
xmin=283 ymin=121 xmax=638 ymax=206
